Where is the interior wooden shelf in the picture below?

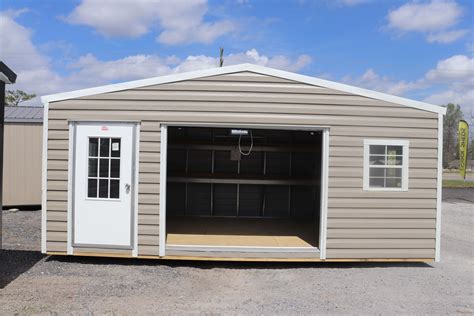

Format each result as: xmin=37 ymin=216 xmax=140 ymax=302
xmin=168 ymin=141 xmax=320 ymax=153
xmin=168 ymin=173 xmax=320 ymax=185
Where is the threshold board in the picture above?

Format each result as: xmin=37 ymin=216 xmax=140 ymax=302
xmin=166 ymin=245 xmax=320 ymax=259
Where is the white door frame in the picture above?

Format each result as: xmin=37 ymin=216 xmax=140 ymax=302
xmin=67 ymin=121 xmax=139 ymax=254
xmin=158 ymin=122 xmax=330 ymax=259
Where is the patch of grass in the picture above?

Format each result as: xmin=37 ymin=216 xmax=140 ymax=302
xmin=443 ymin=180 xmax=474 ymax=188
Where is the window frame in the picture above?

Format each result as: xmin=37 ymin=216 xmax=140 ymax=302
xmin=363 ymin=139 xmax=409 ymax=192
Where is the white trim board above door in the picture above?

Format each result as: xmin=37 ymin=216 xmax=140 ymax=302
xmin=70 ymin=122 xmax=138 ymax=250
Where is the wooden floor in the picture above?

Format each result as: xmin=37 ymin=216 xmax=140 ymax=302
xmin=166 ymin=217 xmax=319 ymax=248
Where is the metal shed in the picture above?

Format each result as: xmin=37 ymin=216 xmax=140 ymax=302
xmin=3 ymin=106 xmax=43 ymax=207
xmin=40 ymin=64 xmax=446 ymax=262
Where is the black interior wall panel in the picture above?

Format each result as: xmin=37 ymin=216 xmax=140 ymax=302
xmin=186 ymin=183 xmax=211 ymax=215
xmin=290 ymin=186 xmax=317 ymax=218
xmin=240 ymin=151 xmax=263 ymax=175
xmin=167 ymin=149 xmax=186 ymax=173
xmin=213 ymin=184 xmax=238 ymax=216
xmin=188 ymin=150 xmax=212 ymax=173
xmin=186 ymin=127 xmax=213 ymax=141
xmin=291 ymin=130 xmax=319 ymax=145
xmin=214 ymin=150 xmax=238 ymax=174
xmin=266 ymin=152 xmax=291 ymax=176
xmin=168 ymin=126 xmax=186 ymax=142
xmin=265 ymin=130 xmax=291 ymax=144
xmin=292 ymin=151 xmax=318 ymax=177
xmin=239 ymin=185 xmax=264 ymax=217
xmin=264 ymin=185 xmax=290 ymax=217
xmin=167 ymin=183 xmax=186 ymax=216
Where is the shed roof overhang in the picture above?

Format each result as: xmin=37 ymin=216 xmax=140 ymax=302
xmin=41 ymin=63 xmax=446 ymax=115
xmin=0 ymin=61 xmax=17 ymax=84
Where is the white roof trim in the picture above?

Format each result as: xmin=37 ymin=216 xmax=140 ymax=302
xmin=41 ymin=63 xmax=446 ymax=115
xmin=0 ymin=72 xmax=13 ymax=84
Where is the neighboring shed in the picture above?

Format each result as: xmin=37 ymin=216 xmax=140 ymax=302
xmin=41 ymin=64 xmax=446 ymax=262
xmin=3 ymin=106 xmax=43 ymax=206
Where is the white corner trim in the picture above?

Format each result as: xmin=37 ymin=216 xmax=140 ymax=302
xmin=41 ymin=102 xmax=49 ymax=253
xmin=435 ymin=113 xmax=443 ymax=262
xmin=132 ymin=123 xmax=140 ymax=257
xmin=319 ymin=128 xmax=329 ymax=260
xmin=40 ymin=63 xmax=445 ymax=115
xmin=67 ymin=122 xmax=75 ymax=255
xmin=363 ymin=139 xmax=410 ymax=192
xmin=158 ymin=124 xmax=168 ymax=257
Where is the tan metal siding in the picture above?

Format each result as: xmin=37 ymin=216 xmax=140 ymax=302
xmin=46 ymin=71 xmax=439 ymax=259
xmin=3 ymin=123 xmax=42 ymax=206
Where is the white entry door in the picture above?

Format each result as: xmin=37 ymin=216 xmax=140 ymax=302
xmin=73 ymin=122 xmax=136 ymax=248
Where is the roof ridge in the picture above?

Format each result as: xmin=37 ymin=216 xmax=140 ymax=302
xmin=41 ymin=63 xmax=446 ymax=115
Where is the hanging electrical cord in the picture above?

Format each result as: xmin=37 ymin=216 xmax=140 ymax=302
xmin=238 ymin=130 xmax=253 ymax=156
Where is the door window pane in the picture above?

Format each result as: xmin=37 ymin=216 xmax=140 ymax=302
xmin=111 ymin=138 xmax=121 ymax=157
xmin=99 ymin=179 xmax=109 ymax=198
xmin=99 ymin=158 xmax=109 ymax=177
xmin=88 ymin=179 xmax=98 ymax=198
xmin=110 ymin=159 xmax=120 ymax=178
xmin=88 ymin=158 xmax=98 ymax=177
xmin=110 ymin=180 xmax=120 ymax=199
xmin=100 ymin=138 xmax=110 ymax=157
xmin=89 ymin=138 xmax=99 ymax=157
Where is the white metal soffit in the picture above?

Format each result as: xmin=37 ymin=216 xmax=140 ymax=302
xmin=41 ymin=63 xmax=446 ymax=115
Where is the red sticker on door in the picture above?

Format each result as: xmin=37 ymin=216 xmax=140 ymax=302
xmin=101 ymin=126 xmax=108 ymax=131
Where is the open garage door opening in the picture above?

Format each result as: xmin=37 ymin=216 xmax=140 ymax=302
xmin=164 ymin=126 xmax=324 ymax=258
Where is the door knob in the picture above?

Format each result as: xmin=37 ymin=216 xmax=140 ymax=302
xmin=125 ymin=183 xmax=131 ymax=193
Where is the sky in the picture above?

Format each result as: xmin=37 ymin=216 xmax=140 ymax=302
xmin=0 ymin=0 xmax=473 ymax=117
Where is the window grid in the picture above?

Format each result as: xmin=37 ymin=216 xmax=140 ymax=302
xmin=364 ymin=140 xmax=408 ymax=191
xmin=87 ymin=137 xmax=121 ymax=199
xmin=369 ymin=145 xmax=403 ymax=188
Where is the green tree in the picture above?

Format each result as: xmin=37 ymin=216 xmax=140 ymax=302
xmin=5 ymin=89 xmax=36 ymax=106
xmin=443 ymin=103 xmax=464 ymax=168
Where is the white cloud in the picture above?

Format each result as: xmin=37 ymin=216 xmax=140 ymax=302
xmin=67 ymin=49 xmax=312 ymax=84
xmin=387 ymin=0 xmax=467 ymax=44
xmin=424 ymin=89 xmax=474 ymax=109
xmin=388 ymin=0 xmax=463 ymax=32
xmin=423 ymin=55 xmax=474 ymax=109
xmin=0 ymin=11 xmax=311 ymax=104
xmin=0 ymin=10 xmax=63 ymax=97
xmin=65 ymin=0 xmax=235 ymax=44
xmin=426 ymin=29 xmax=469 ymax=43
xmin=343 ymin=54 xmax=474 ymax=116
xmin=425 ymin=54 xmax=474 ymax=87
xmin=342 ymin=69 xmax=423 ymax=96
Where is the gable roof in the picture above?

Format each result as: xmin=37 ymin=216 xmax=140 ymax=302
xmin=41 ymin=63 xmax=446 ymax=115
xmin=5 ymin=106 xmax=43 ymax=123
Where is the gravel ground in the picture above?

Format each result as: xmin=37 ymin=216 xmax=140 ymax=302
xmin=0 ymin=189 xmax=473 ymax=314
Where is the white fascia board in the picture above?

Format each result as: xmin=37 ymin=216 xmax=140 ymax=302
xmin=40 ymin=63 xmax=446 ymax=115
xmin=0 ymin=72 xmax=12 ymax=84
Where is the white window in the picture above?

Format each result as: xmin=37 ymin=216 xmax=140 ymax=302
xmin=363 ymin=140 xmax=409 ymax=191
